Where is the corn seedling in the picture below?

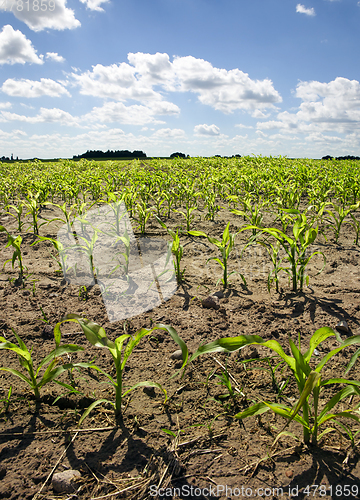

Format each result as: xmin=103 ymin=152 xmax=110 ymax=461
xmin=186 ymin=328 xmax=360 ymax=446
xmin=0 ymin=385 xmax=12 ymax=414
xmin=241 ymin=210 xmax=325 ymax=292
xmin=5 ymin=201 xmax=26 ymax=232
xmin=31 ymin=236 xmax=71 ymax=279
xmin=24 ymin=192 xmax=46 ymax=235
xmin=324 ymin=202 xmax=360 ymax=244
xmin=133 ymin=201 xmax=153 ymax=234
xmin=231 ymin=197 xmax=264 ymax=236
xmin=61 ymin=315 xmax=188 ymax=423
xmin=0 ymin=226 xmax=31 ymax=287
xmin=189 ymin=222 xmax=246 ymax=289
xmin=155 ymin=215 xmax=185 ymax=283
xmin=174 ymin=201 xmax=199 ymax=232
xmin=0 ymin=327 xmax=89 ymax=400
xmin=349 ymin=213 xmax=360 ymax=246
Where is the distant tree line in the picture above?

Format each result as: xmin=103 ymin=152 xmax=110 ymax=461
xmin=73 ymin=150 xmax=147 ymax=159
xmin=322 ymin=155 xmax=360 ymax=161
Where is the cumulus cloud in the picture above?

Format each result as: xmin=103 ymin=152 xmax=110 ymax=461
xmin=296 ymin=4 xmax=316 ymax=16
xmin=257 ymin=77 xmax=360 ymax=135
xmin=0 ymin=0 xmax=80 ymax=31
xmin=45 ymin=52 xmax=65 ymax=63
xmin=1 ymin=107 xmax=79 ymax=125
xmin=79 ymin=0 xmax=110 ymax=11
xmin=82 ymin=100 xmax=179 ymax=126
xmin=72 ymin=62 xmax=161 ymax=101
xmin=194 ymin=124 xmax=220 ymax=136
xmin=0 ymin=25 xmax=43 ymax=65
xmin=152 ymin=128 xmax=186 ymax=138
xmin=71 ymin=52 xmax=282 ymax=115
xmin=172 ymin=55 xmax=281 ymax=113
xmin=0 ymin=102 xmax=12 ymax=109
xmin=1 ymin=78 xmax=70 ymax=97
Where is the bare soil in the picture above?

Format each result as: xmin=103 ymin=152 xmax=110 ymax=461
xmin=0 ymin=199 xmax=360 ymax=500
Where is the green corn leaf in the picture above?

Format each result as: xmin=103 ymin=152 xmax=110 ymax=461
xmin=344 ymin=348 xmax=360 ymax=375
xmin=319 ymin=410 xmax=360 ymax=427
xmin=65 ymin=314 xmax=116 ymax=350
xmin=318 ymin=385 xmax=360 ymax=424
xmin=0 ymin=367 xmax=31 ymax=386
xmin=272 ymin=430 xmax=301 ymax=448
xmin=315 ymin=335 xmax=360 ymax=372
xmin=264 ymin=401 xmax=310 ymax=428
xmin=235 ymin=401 xmax=271 ymax=419
xmin=285 ymin=371 xmax=321 ymax=427
xmin=38 ymin=362 xmax=96 ymax=388
xmin=122 ymin=380 xmax=167 ymax=403
xmin=0 ymin=340 xmax=31 ymax=362
xmin=78 ymin=399 xmax=113 ymax=427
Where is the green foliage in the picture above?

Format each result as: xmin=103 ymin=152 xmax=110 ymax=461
xmin=189 ymin=222 xmax=246 ymax=288
xmin=324 ymin=202 xmax=360 ymax=244
xmin=61 ymin=315 xmax=188 ymax=423
xmin=155 ymin=215 xmax=185 ymax=283
xmin=241 ymin=210 xmax=325 ymax=292
xmin=186 ymin=328 xmax=360 ymax=446
xmin=0 ymin=327 xmax=88 ymax=400
xmin=0 ymin=225 xmax=31 ymax=286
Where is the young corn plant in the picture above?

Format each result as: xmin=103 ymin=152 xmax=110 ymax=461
xmin=231 ymin=197 xmax=264 ymax=236
xmin=349 ymin=213 xmax=360 ymax=246
xmin=24 ymin=192 xmax=46 ymax=235
xmin=133 ymin=201 xmax=153 ymax=234
xmin=155 ymin=215 xmax=185 ymax=283
xmin=0 ymin=226 xmax=30 ymax=287
xmin=186 ymin=328 xmax=360 ymax=447
xmin=0 ymin=327 xmax=88 ymax=400
xmin=253 ymin=238 xmax=284 ymax=293
xmin=61 ymin=314 xmax=188 ymax=423
xmin=31 ymin=236 xmax=71 ymax=278
xmin=324 ymin=202 xmax=360 ymax=244
xmin=189 ymin=222 xmax=246 ymax=289
xmin=5 ymin=201 xmax=26 ymax=232
xmin=174 ymin=201 xmax=200 ymax=232
xmin=241 ymin=210 xmax=325 ymax=293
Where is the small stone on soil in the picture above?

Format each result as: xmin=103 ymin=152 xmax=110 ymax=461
xmin=201 ymin=295 xmax=220 ymax=310
xmin=42 ymin=324 xmax=53 ymax=338
xmin=170 ymin=349 xmax=183 ymax=360
xmin=52 ymin=469 xmax=81 ymax=493
xmin=336 ymin=320 xmax=349 ymax=334
xmin=143 ymin=386 xmax=156 ymax=397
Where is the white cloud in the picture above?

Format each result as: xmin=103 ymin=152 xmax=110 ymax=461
xmin=71 ymin=52 xmax=282 ymax=116
xmin=194 ymin=124 xmax=220 ymax=136
xmin=257 ymin=77 xmax=360 ymax=135
xmin=1 ymin=78 xmax=70 ymax=97
xmin=296 ymin=4 xmax=316 ymax=16
xmin=79 ymin=0 xmax=110 ymax=11
xmin=1 ymin=107 xmax=79 ymax=125
xmin=0 ymin=0 xmax=80 ymax=31
xmin=172 ymin=55 xmax=282 ymax=113
xmin=82 ymin=100 xmax=179 ymax=126
xmin=152 ymin=128 xmax=186 ymax=138
xmin=0 ymin=102 xmax=12 ymax=109
xmin=0 ymin=25 xmax=43 ymax=65
xmin=72 ymin=62 xmax=161 ymax=101
xmin=45 ymin=52 xmax=65 ymax=63
xmin=235 ymin=123 xmax=253 ymax=129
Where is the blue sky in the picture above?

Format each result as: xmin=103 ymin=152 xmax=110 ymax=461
xmin=0 ymin=0 xmax=359 ymax=159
